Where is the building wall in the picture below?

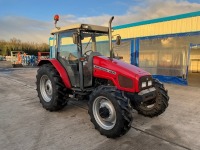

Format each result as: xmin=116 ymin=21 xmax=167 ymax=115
xmin=113 ymin=11 xmax=200 ymax=39
xmin=111 ymin=11 xmax=200 ymax=85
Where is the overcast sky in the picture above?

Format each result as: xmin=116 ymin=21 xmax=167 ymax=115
xmin=0 ymin=0 xmax=200 ymax=43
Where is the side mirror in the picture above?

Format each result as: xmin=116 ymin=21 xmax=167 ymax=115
xmin=116 ymin=35 xmax=121 ymax=45
xmin=72 ymin=33 xmax=78 ymax=44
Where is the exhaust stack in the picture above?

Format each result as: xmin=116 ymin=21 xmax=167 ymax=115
xmin=109 ymin=16 xmax=114 ymax=59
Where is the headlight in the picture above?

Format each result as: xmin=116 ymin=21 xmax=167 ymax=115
xmin=139 ymin=75 xmax=153 ymax=90
xmin=142 ymin=82 xmax=147 ymax=88
xmin=148 ymin=80 xmax=152 ymax=86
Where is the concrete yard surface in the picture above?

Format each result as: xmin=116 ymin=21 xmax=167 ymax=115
xmin=0 ymin=66 xmax=200 ymax=150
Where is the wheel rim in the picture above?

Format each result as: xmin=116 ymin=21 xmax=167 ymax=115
xmin=40 ymin=75 xmax=53 ymax=102
xmin=93 ymin=96 xmax=116 ymax=130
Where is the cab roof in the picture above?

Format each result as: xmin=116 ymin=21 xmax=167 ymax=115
xmin=51 ymin=24 xmax=109 ymax=35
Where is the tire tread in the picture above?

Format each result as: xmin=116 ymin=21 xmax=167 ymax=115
xmin=36 ymin=64 xmax=68 ymax=111
xmin=136 ymin=79 xmax=169 ymax=117
xmin=88 ymin=85 xmax=133 ymax=138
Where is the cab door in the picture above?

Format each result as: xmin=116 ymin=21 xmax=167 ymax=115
xmin=81 ymin=32 xmax=97 ymax=87
xmin=57 ymin=31 xmax=80 ymax=88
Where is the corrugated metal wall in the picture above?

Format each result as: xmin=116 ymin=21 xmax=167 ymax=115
xmin=113 ymin=16 xmax=200 ymax=39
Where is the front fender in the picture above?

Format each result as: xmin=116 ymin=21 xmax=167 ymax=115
xmin=38 ymin=59 xmax=71 ymax=89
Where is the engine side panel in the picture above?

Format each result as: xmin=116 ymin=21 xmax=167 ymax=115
xmin=93 ymin=56 xmax=151 ymax=93
xmin=38 ymin=59 xmax=71 ymax=89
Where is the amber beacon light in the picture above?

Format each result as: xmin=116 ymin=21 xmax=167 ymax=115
xmin=54 ymin=14 xmax=59 ymax=28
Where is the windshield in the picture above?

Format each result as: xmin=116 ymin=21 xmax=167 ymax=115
xmin=81 ymin=31 xmax=110 ymax=57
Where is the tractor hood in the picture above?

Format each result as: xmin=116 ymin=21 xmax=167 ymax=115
xmin=93 ymin=56 xmax=151 ymax=92
xmin=93 ymin=56 xmax=150 ymax=78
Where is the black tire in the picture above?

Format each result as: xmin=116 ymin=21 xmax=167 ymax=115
xmin=88 ymin=85 xmax=133 ymax=138
xmin=135 ymin=79 xmax=169 ymax=117
xmin=36 ymin=63 xmax=68 ymax=111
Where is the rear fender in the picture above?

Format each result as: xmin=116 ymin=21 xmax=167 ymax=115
xmin=38 ymin=59 xmax=71 ymax=89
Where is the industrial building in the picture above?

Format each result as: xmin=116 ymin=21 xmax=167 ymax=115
xmin=50 ymin=11 xmax=200 ymax=86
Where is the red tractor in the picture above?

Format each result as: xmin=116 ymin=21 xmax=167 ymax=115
xmin=36 ymin=16 xmax=169 ymax=138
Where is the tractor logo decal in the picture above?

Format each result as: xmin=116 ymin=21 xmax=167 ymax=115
xmin=94 ymin=65 xmax=116 ymax=75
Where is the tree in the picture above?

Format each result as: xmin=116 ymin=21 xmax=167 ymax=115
xmin=0 ymin=38 xmax=49 ymax=56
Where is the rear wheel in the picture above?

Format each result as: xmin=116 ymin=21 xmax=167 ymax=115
xmin=135 ymin=79 xmax=169 ymax=117
xmin=36 ymin=64 xmax=68 ymax=111
xmin=88 ymin=86 xmax=133 ymax=138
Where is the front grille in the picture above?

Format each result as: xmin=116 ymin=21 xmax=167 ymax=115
xmin=118 ymin=75 xmax=133 ymax=89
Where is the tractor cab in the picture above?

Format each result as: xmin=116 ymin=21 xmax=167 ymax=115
xmin=51 ymin=21 xmax=119 ymax=90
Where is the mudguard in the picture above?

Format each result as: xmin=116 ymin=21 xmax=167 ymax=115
xmin=38 ymin=59 xmax=71 ymax=89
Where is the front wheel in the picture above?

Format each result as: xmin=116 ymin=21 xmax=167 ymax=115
xmin=36 ymin=64 xmax=68 ymax=111
xmin=88 ymin=86 xmax=133 ymax=138
xmin=134 ymin=79 xmax=169 ymax=117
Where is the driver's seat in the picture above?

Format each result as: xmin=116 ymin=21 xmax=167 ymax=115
xmin=84 ymin=52 xmax=102 ymax=87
